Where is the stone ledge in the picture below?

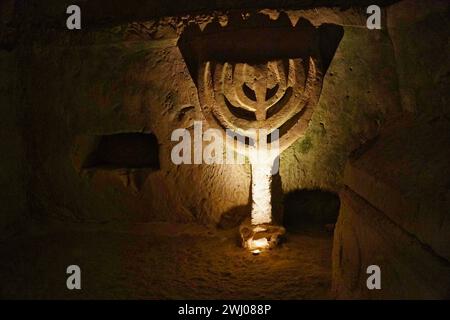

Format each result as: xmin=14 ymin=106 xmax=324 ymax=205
xmin=343 ymin=115 xmax=450 ymax=260
xmin=333 ymin=187 xmax=450 ymax=299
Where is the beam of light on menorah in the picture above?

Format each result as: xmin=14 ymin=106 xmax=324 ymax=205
xmin=247 ymin=129 xmax=279 ymax=226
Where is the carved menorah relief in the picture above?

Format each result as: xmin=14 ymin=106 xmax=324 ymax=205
xmin=198 ymin=57 xmax=321 ymax=153
xmin=198 ymin=56 xmax=324 ymax=252
xmin=178 ymin=14 xmax=343 ymax=252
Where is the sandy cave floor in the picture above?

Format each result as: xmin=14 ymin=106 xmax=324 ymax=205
xmin=0 ymin=222 xmax=333 ymax=299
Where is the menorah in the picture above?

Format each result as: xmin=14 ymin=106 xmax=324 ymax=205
xmin=178 ymin=15 xmax=342 ymax=252
xmin=197 ymin=56 xmax=324 ymax=252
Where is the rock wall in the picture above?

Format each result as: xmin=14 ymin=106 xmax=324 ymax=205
xmin=12 ymin=5 xmax=401 ymax=226
xmin=333 ymin=116 xmax=450 ymax=299
xmin=3 ymin=0 xmax=449 ymax=298
xmin=387 ymin=0 xmax=449 ymax=115
xmin=0 ymin=1 xmax=27 ymax=240
xmin=332 ymin=0 xmax=450 ymax=299
xmin=3 ymin=1 xmax=404 ymax=227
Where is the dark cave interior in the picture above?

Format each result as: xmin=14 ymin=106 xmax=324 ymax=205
xmin=0 ymin=0 xmax=449 ymax=299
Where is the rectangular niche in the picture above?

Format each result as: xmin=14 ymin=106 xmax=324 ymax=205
xmin=82 ymin=133 xmax=160 ymax=170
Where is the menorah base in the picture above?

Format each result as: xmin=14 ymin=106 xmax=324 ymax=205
xmin=239 ymin=223 xmax=286 ymax=254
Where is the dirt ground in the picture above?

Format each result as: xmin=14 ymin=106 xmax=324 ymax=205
xmin=0 ymin=221 xmax=333 ymax=299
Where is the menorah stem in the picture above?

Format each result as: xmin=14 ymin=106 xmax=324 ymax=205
xmin=250 ymin=161 xmax=273 ymax=225
xmin=240 ymin=154 xmax=285 ymax=253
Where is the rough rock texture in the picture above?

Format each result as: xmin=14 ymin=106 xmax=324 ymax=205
xmin=1 ymin=0 xmax=449 ymax=300
xmin=21 ymin=32 xmax=252 ymax=224
xmin=387 ymin=0 xmax=449 ymax=115
xmin=333 ymin=116 xmax=450 ymax=299
xmin=0 ymin=1 xmax=27 ymax=240
xmin=14 ymin=0 xmax=399 ymax=28
xmin=0 ymin=221 xmax=333 ymax=299
xmin=10 ymin=5 xmax=400 ymax=227
xmin=281 ymin=22 xmax=400 ymax=192
xmin=333 ymin=187 xmax=450 ymax=299
xmin=343 ymin=117 xmax=450 ymax=260
xmin=332 ymin=0 xmax=450 ymax=299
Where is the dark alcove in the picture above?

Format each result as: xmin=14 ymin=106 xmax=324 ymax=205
xmin=283 ymin=189 xmax=340 ymax=231
xmin=82 ymin=133 xmax=160 ymax=170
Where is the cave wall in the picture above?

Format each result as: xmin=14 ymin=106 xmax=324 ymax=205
xmin=2 ymin=0 xmax=448 ymax=299
xmin=281 ymin=17 xmax=400 ymax=192
xmin=0 ymin=1 xmax=27 ymax=240
xmin=13 ymin=5 xmax=402 ymax=226
xmin=332 ymin=0 xmax=450 ymax=299
xmin=21 ymin=21 xmax=251 ymax=224
xmin=387 ymin=0 xmax=449 ymax=115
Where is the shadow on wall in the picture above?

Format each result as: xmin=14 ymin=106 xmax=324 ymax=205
xmin=283 ymin=189 xmax=340 ymax=231
xmin=217 ymin=187 xmax=340 ymax=231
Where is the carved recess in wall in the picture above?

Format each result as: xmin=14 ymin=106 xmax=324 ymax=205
xmin=179 ymin=13 xmax=344 ymax=153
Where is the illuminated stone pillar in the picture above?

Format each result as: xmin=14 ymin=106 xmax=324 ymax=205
xmin=250 ymin=161 xmax=273 ymax=226
xmin=197 ymin=55 xmax=322 ymax=253
xmin=180 ymin=16 xmax=342 ymax=251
